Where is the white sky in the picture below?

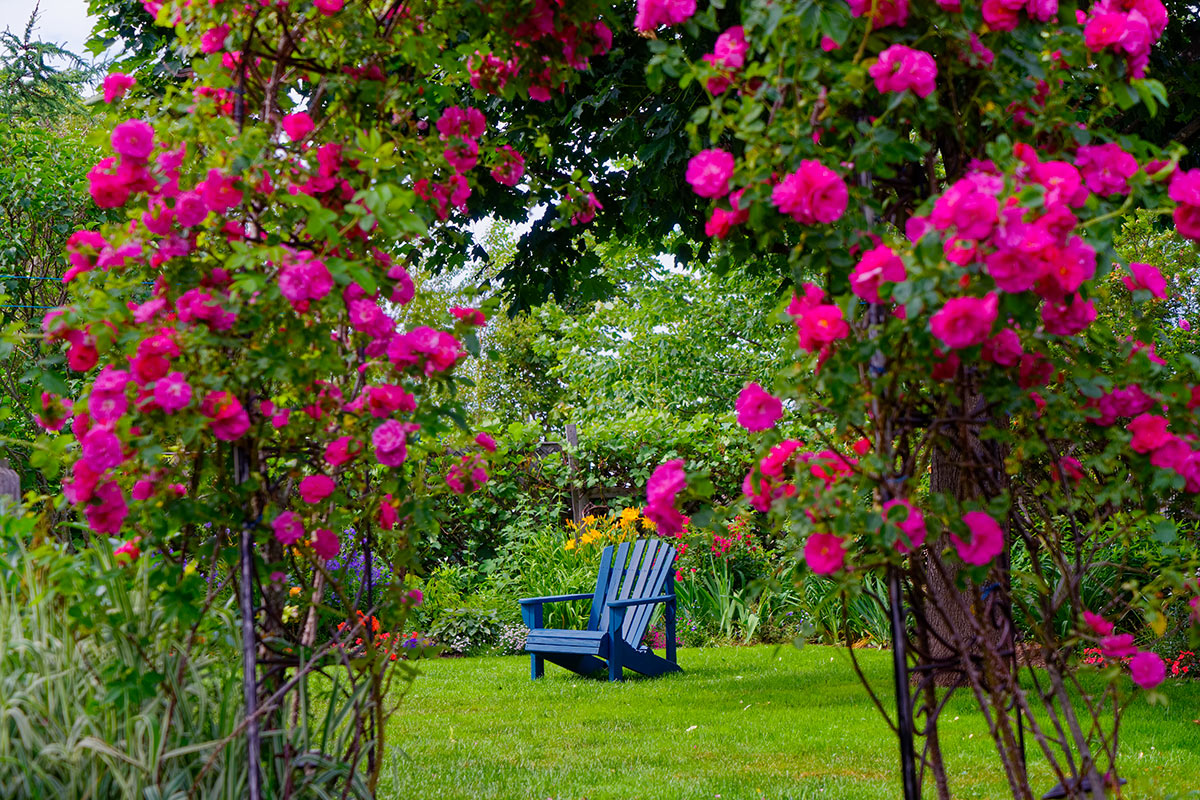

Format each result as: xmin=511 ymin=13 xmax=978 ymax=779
xmin=4 ymin=0 xmax=99 ymax=60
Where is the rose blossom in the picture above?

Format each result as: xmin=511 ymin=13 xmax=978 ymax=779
xmin=103 ymin=73 xmax=135 ymax=103
xmin=312 ymin=527 xmax=340 ymax=559
xmin=883 ymin=498 xmax=927 ymax=553
xmin=849 ymin=245 xmax=906 ymax=303
xmin=644 ymin=458 xmax=688 ymax=536
xmin=1101 ymin=633 xmax=1137 ymax=658
xmin=1084 ymin=610 xmax=1114 ymax=636
xmin=686 ymin=149 xmax=735 ymax=198
xmin=869 ymin=45 xmax=937 ymax=98
xmin=1075 ymin=143 xmax=1137 ymax=196
xmin=111 ymin=120 xmax=155 ymax=161
xmin=200 ymin=25 xmax=229 ymax=54
xmin=736 ymin=382 xmax=783 ymax=432
xmin=299 ymin=474 xmax=335 ymax=503
xmin=930 ymin=293 xmax=999 ymax=349
xmin=282 ymin=111 xmax=314 ymax=141
xmin=1127 ymin=413 xmax=1170 ymax=453
xmin=373 ymin=420 xmax=410 ymax=467
xmin=772 ymin=160 xmax=849 ymax=225
xmin=273 ymin=511 xmax=305 ymax=546
xmin=154 ymin=371 xmax=193 ymax=414
xmin=951 ymin=511 xmax=1005 ymax=565
xmin=805 ymin=532 xmax=846 ymax=574
xmin=634 ymin=0 xmax=697 ymax=31
xmin=1123 ymin=262 xmax=1167 ymax=299
xmin=1129 ymin=651 xmax=1165 ymax=689
xmin=86 ymin=481 xmax=128 ymax=535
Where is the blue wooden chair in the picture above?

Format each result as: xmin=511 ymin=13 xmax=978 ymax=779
xmin=519 ymin=539 xmax=681 ymax=682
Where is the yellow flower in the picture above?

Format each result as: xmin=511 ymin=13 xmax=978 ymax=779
xmin=289 ymin=586 xmax=302 ymax=597
xmin=563 ymin=539 xmax=576 ymax=551
xmin=619 ymin=507 xmax=639 ymax=524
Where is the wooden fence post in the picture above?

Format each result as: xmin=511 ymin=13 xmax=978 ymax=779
xmin=0 ymin=458 xmax=19 ymax=515
xmin=565 ymin=424 xmax=585 ymax=531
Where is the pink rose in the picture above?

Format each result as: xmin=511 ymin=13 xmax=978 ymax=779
xmin=982 ymin=328 xmax=1023 ymax=366
xmin=85 ymin=480 xmax=128 ymax=535
xmin=491 ymin=145 xmax=525 ymax=186
xmin=712 ymin=26 xmax=749 ymax=70
xmin=1127 ymin=413 xmax=1170 ymax=453
xmin=475 ymin=432 xmax=498 ymax=452
xmin=102 ymin=73 xmax=135 ymax=103
xmin=951 ymin=511 xmax=1005 ymax=565
xmin=380 ymin=494 xmax=398 ymax=530
xmin=175 ymin=192 xmax=208 ymax=228
xmin=154 ymin=371 xmax=192 ymax=414
xmin=111 ymin=120 xmax=155 ymax=161
xmin=273 ymin=511 xmax=305 ymax=546
xmin=846 ymin=0 xmax=909 ymax=27
xmin=114 ymin=537 xmax=141 ymax=564
xmin=313 ymin=528 xmax=340 ymax=560
xmin=686 ymin=149 xmax=735 ymax=198
xmin=1084 ymin=13 xmax=1127 ymax=51
xmin=804 ymin=532 xmax=846 ymax=574
xmin=883 ymin=498 xmax=926 ymax=553
xmin=299 ymin=474 xmax=335 ymax=503
xmin=634 ymin=0 xmax=697 ymax=31
xmin=200 ymin=391 xmax=250 ymax=441
xmin=1101 ymin=633 xmax=1137 ymax=658
xmin=365 ymin=384 xmax=416 ymax=417
xmin=373 ymin=420 xmax=410 ymax=467
xmin=736 ymin=382 xmax=783 ymax=432
xmin=869 ymin=45 xmax=937 ymax=98
xmin=81 ymin=426 xmax=124 ymax=472
xmin=795 ymin=303 xmax=850 ymax=352
xmin=197 ymin=168 xmax=243 ymax=214
xmin=436 ymin=106 xmax=487 ymax=141
xmin=200 ymin=25 xmax=230 ymax=55
xmin=772 ymin=160 xmax=849 ymax=225
xmin=644 ymin=459 xmax=688 ymax=536
xmin=324 ymin=436 xmax=362 ymax=466
xmin=1123 ymin=262 xmax=1167 ymax=299
xmin=1084 ymin=610 xmax=1114 ymax=636
xmin=314 ymin=0 xmax=344 ymax=15
xmin=282 ymin=111 xmax=314 ymax=141
xmin=930 ymin=293 xmax=998 ymax=349
xmin=849 ymin=245 xmax=906 ymax=303
xmin=1075 ymin=143 xmax=1138 ymax=196
xmin=1042 ymin=295 xmax=1097 ymax=336
xmin=1129 ymin=651 xmax=1165 ymax=689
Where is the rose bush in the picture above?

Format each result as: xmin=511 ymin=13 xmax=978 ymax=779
xmin=27 ymin=0 xmax=621 ymax=795
xmin=637 ymin=0 xmax=1200 ymax=797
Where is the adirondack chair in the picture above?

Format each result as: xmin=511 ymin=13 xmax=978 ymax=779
xmin=519 ymin=539 xmax=681 ymax=682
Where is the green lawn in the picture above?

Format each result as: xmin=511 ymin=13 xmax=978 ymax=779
xmin=379 ymin=645 xmax=1200 ymax=799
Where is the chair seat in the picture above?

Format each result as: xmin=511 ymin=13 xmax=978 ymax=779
xmin=525 ymin=629 xmax=608 ymax=655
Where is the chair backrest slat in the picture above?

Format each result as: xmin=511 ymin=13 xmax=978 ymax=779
xmin=586 ymin=544 xmax=617 ymax=631
xmin=618 ymin=539 xmax=660 ymax=640
xmin=594 ymin=541 xmax=630 ymax=633
xmin=614 ymin=540 xmax=647 ymax=603
xmin=625 ymin=544 xmax=676 ymax=646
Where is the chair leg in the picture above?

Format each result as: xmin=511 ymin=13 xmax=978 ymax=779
xmin=665 ymin=599 xmax=677 ymax=665
xmin=531 ymin=653 xmax=544 ymax=680
xmin=608 ymin=608 xmax=626 ymax=682
xmin=608 ymin=647 xmax=622 ymax=682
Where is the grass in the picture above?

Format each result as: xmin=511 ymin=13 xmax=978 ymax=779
xmin=378 ymin=644 xmax=1200 ymax=800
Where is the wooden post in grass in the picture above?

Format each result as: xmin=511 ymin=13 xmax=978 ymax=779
xmin=565 ymin=423 xmax=585 ymax=531
xmin=0 ymin=459 xmax=19 ymax=515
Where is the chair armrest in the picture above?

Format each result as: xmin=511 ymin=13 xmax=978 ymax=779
xmin=607 ymin=594 xmax=674 ymax=609
xmin=518 ymin=593 xmax=593 ymax=606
